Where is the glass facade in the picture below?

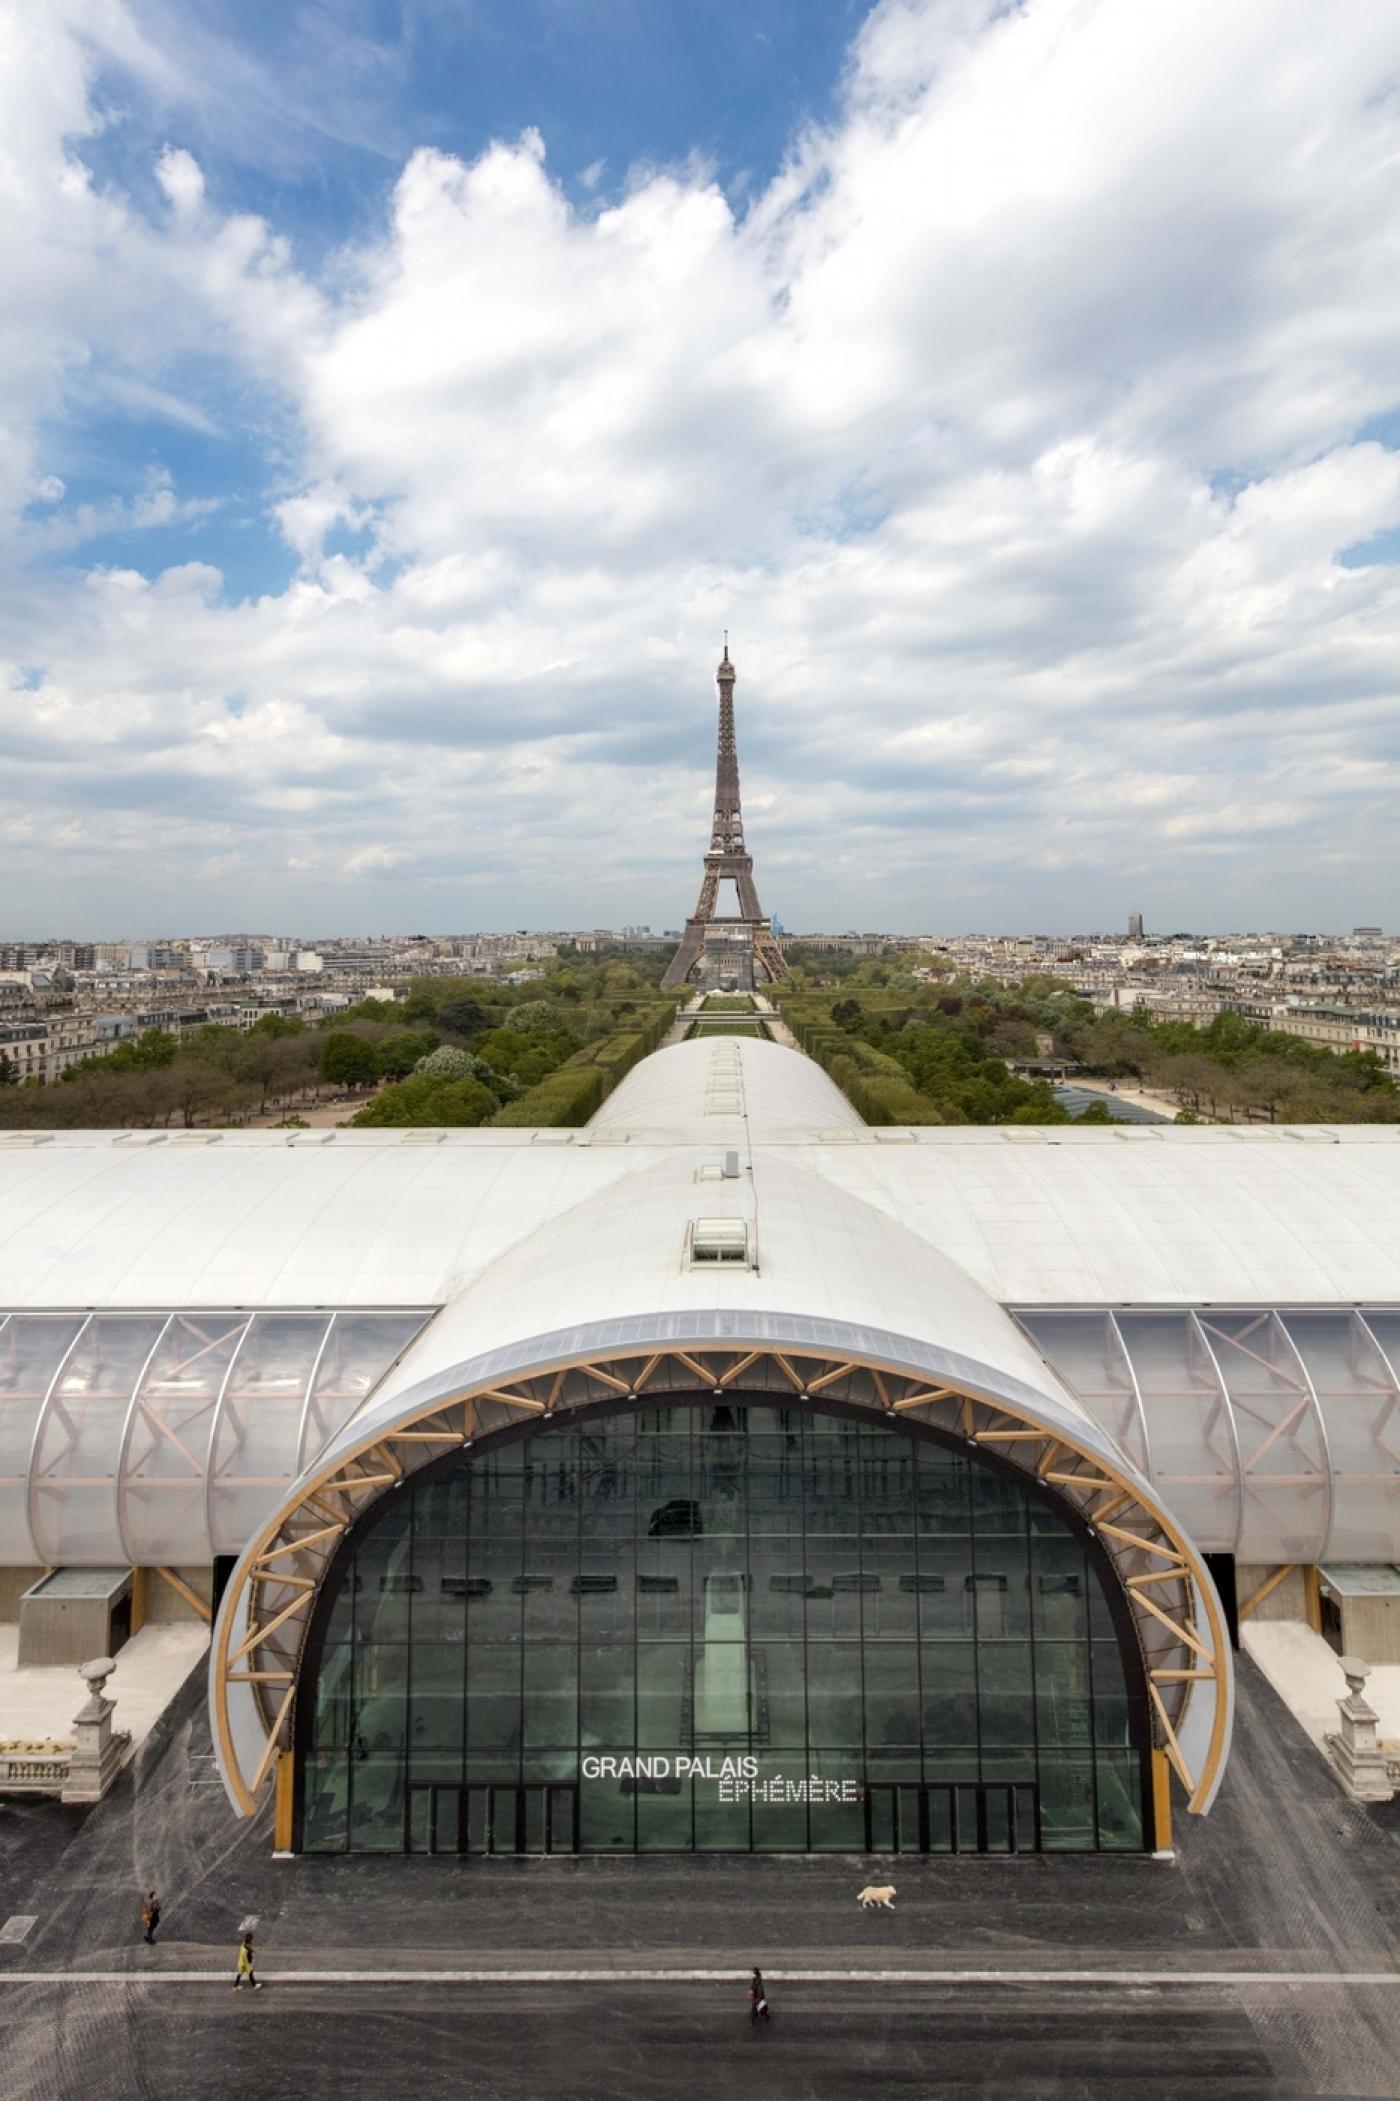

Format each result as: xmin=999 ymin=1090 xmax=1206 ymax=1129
xmin=299 ymin=1400 xmax=1149 ymax=1856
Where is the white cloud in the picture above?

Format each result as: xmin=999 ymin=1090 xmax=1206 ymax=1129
xmin=3 ymin=0 xmax=1400 ymax=932
xmin=154 ymin=143 xmax=204 ymax=216
xmin=99 ymin=372 xmax=222 ymax=435
xmin=21 ymin=467 xmax=219 ymax=555
xmin=344 ymin=843 xmax=414 ymax=876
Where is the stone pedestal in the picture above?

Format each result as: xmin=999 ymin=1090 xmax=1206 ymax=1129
xmin=61 ymin=1656 xmax=132 ymax=1805
xmin=1324 ymin=1654 xmax=1394 ymax=1803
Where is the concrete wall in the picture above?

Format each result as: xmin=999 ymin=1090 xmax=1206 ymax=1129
xmin=1335 ymin=1593 xmax=1400 ymax=1666
xmin=0 ymin=1568 xmax=39 ymax=1623
xmin=140 ymin=1566 xmax=213 ymax=1626
xmin=2 ymin=1566 xmax=213 ymax=1628
xmin=18 ymin=1579 xmax=131 ymax=1668
xmin=1238 ymin=1564 xmax=1309 ymax=1623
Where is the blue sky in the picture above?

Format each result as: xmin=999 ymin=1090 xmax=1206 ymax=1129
xmin=56 ymin=1 xmax=861 ymax=604
xmin=5 ymin=0 xmax=1400 ymax=936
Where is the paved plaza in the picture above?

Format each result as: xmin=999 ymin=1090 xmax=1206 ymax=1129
xmin=1 ymin=1653 xmax=1397 ymax=2100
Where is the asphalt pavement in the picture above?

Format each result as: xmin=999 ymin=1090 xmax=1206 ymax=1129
xmin=1 ymin=1652 xmax=1397 ymax=2099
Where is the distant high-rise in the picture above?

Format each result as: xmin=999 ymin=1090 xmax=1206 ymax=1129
xmin=662 ymin=646 xmax=787 ymax=991
xmin=1127 ymin=912 xmax=1144 ymax=940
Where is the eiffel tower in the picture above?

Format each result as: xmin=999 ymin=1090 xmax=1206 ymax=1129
xmin=662 ymin=644 xmax=788 ymax=991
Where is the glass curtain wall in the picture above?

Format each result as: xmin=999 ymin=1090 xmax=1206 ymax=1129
xmin=299 ymin=1401 xmax=1148 ymax=1856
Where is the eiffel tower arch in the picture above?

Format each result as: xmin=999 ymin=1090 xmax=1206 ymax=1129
xmin=662 ymin=646 xmax=789 ymax=992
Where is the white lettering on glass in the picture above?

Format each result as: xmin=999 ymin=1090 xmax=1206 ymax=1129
xmin=579 ymin=1754 xmax=862 ymax=1803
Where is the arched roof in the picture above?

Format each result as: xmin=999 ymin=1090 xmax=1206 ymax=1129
xmin=589 ymin=1033 xmax=865 ymax=1138
xmin=356 ymin=1148 xmax=1068 ymax=1424
xmin=4 ymin=1039 xmax=1400 ymax=1308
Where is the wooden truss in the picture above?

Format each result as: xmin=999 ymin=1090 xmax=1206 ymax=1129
xmin=210 ymin=1345 xmax=1229 ymax=1815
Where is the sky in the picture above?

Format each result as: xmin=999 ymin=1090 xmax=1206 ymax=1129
xmin=4 ymin=0 xmax=1400 ymax=938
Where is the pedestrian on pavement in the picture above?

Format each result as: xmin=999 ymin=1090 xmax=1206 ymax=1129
xmin=748 ymin=1967 xmax=770 ymax=2021
xmin=140 ymin=1891 xmax=160 ymax=1945
xmin=233 ymin=1930 xmax=262 ymax=1990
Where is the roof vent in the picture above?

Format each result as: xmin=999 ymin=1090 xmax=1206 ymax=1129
xmin=690 ymin=1218 xmax=750 ymax=1266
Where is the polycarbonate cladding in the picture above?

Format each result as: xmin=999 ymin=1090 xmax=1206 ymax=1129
xmin=0 ymin=1309 xmax=433 ymax=1565
xmin=1018 ymin=1306 xmax=1400 ymax=1563
xmin=7 ymin=1301 xmax=1400 ymax=1572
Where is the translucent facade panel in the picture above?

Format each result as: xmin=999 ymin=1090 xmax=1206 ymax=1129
xmin=1196 ymin=1313 xmax=1328 ymax=1563
xmin=120 ymin=1314 xmax=252 ymax=1565
xmin=299 ymin=1312 xmax=429 ymax=1471
xmin=1013 ymin=1312 xmax=1151 ymax=1477
xmin=31 ymin=1315 xmax=168 ymax=1562
xmin=0 ymin=1308 xmax=433 ymax=1566
xmin=1019 ymin=1305 xmax=1400 ymax=1562
xmin=1096 ymin=1314 xmax=1239 ymax=1551
xmin=209 ymin=1315 xmax=334 ymax=1556
xmin=1308 ymin=1312 xmax=1400 ymax=1562
xmin=300 ymin=1400 xmax=1150 ymax=1856
xmin=0 ymin=1314 xmax=86 ymax=1563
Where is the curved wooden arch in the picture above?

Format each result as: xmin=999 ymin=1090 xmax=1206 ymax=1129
xmin=210 ymin=1342 xmax=1230 ymax=1818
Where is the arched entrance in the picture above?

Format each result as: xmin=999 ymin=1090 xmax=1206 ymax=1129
xmin=295 ymin=1394 xmax=1152 ymax=1854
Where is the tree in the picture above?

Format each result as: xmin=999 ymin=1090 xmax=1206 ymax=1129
xmin=126 ymin=1027 xmax=179 ymax=1070
xmin=164 ymin=1056 xmax=243 ymax=1129
xmin=318 ymin=1032 xmax=380 ymax=1089
xmin=988 ymin=1015 xmax=1037 ymax=1060
xmin=0 ymin=1052 xmax=14 ymax=1086
xmin=337 ymin=997 xmax=399 ymax=1024
xmin=1154 ymin=1053 xmax=1225 ymax=1116
xmin=412 ymin=1045 xmax=477 ymax=1080
xmin=1073 ymin=1099 xmax=1115 ymax=1124
xmin=63 ymin=1026 xmax=178 ymax=1081
xmin=475 ymin=1027 xmax=542 ymax=1080
xmin=352 ymin=1073 xmax=497 ymax=1127
xmin=1234 ymin=1056 xmax=1300 ymax=1124
xmin=423 ymin=1076 xmax=498 ymax=1125
xmin=378 ymin=1029 xmax=440 ymax=1078
xmin=187 ymin=1024 xmax=244 ymax=1075
xmin=268 ymin=1034 xmax=320 ymax=1105
xmin=510 ymin=999 xmax=576 ymax=1038
xmin=436 ymin=994 xmax=488 ymax=1038
xmin=237 ymin=1026 xmax=317 ymax=1112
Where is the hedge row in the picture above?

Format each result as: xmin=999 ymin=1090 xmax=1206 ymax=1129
xmin=489 ymin=1002 xmax=676 ymax=1127
xmin=789 ymin=1017 xmax=942 ymax=1126
xmin=776 ymin=990 xmax=919 ymax=1031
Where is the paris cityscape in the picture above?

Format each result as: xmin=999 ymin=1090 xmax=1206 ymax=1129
xmin=4 ymin=3 xmax=1400 ymax=2100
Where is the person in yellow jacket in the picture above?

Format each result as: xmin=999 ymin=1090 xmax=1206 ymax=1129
xmin=233 ymin=1931 xmax=262 ymax=1990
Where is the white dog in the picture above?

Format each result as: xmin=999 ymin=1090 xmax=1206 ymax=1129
xmin=857 ymin=1884 xmax=896 ymax=1911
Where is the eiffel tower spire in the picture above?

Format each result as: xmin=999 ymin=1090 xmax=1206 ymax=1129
xmin=662 ymin=644 xmax=788 ymax=991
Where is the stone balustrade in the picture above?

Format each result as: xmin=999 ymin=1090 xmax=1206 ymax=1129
xmin=0 ymin=1741 xmax=73 ymax=1792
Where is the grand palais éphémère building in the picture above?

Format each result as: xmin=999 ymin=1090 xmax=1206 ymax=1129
xmin=5 ymin=1033 xmax=1400 ymax=1858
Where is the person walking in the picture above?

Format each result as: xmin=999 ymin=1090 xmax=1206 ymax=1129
xmin=140 ymin=1891 xmax=160 ymax=1945
xmin=748 ymin=1967 xmax=770 ymax=2022
xmin=233 ymin=1931 xmax=262 ymax=1990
